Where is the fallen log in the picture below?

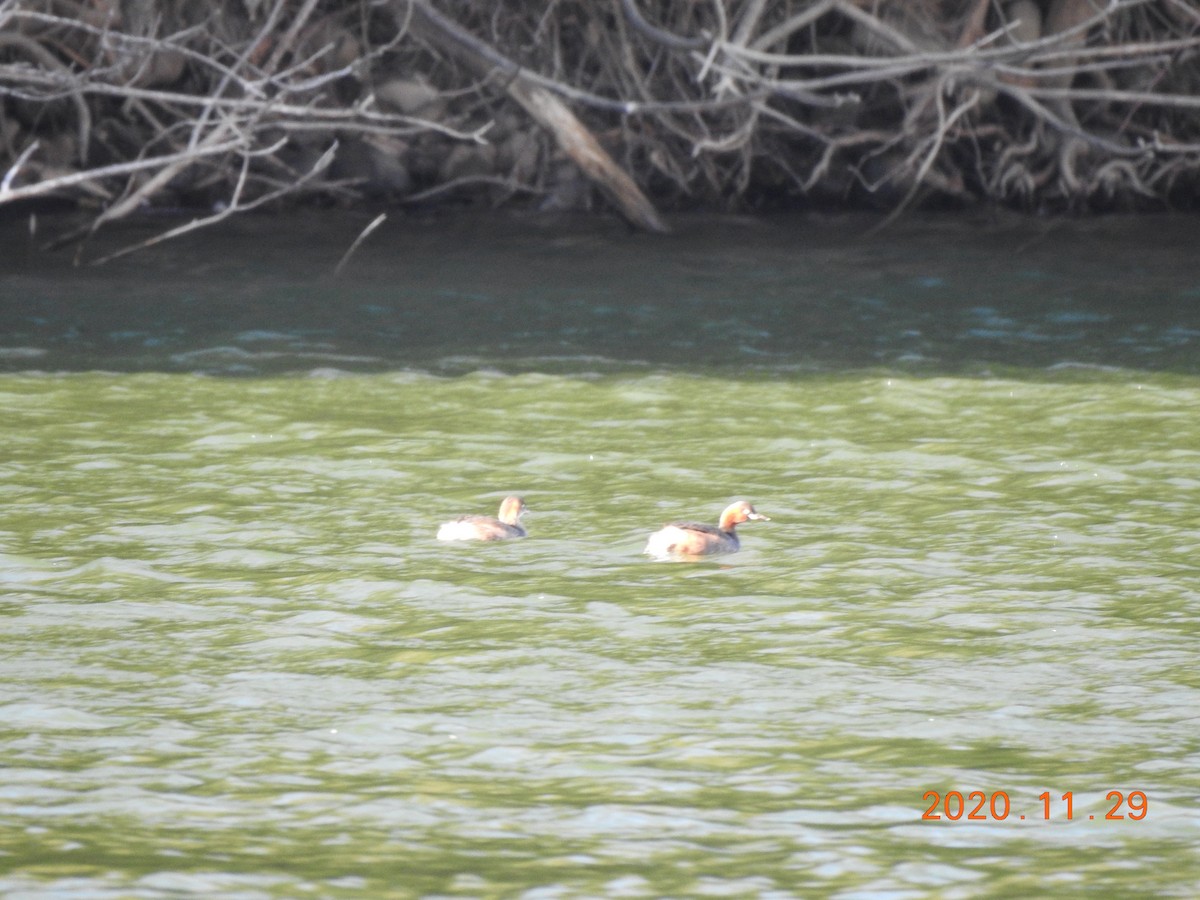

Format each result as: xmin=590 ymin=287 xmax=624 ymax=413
xmin=397 ymin=0 xmax=670 ymax=233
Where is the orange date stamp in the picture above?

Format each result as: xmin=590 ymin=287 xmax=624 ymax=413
xmin=922 ymin=790 xmax=1148 ymax=821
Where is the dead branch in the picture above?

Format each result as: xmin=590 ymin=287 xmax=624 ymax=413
xmin=333 ymin=212 xmax=388 ymax=276
xmin=0 ymin=0 xmax=1196 ymax=254
xmin=399 ymin=0 xmax=669 ymax=233
xmin=86 ymin=141 xmax=338 ymax=266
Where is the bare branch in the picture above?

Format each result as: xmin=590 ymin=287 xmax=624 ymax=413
xmin=334 ymin=212 xmax=388 ymax=276
xmin=86 ymin=141 xmax=337 ymax=266
xmin=0 ymin=0 xmax=1195 ymax=252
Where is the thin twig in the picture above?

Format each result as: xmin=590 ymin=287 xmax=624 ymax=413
xmin=0 ymin=138 xmax=245 ymax=204
xmin=1 ymin=140 xmax=39 ymax=196
xmin=86 ymin=141 xmax=337 ymax=266
xmin=333 ymin=212 xmax=387 ymax=276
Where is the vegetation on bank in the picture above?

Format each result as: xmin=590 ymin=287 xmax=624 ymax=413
xmin=1 ymin=0 xmax=1198 ymax=251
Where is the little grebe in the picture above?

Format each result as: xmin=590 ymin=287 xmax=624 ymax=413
xmin=437 ymin=496 xmax=527 ymax=542
xmin=644 ymin=500 xmax=769 ymax=558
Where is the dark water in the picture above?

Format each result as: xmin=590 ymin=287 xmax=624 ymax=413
xmin=3 ymin=210 xmax=1198 ymax=376
xmin=1 ymin=210 xmax=1198 ymax=898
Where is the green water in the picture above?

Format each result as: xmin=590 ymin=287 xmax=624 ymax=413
xmin=2 ymin=212 xmax=1199 ymax=898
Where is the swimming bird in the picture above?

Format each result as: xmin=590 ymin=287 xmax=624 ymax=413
xmin=436 ymin=496 xmax=527 ymax=542
xmin=644 ymin=500 xmax=769 ymax=558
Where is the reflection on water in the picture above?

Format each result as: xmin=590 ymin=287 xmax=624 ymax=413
xmin=1 ymin=212 xmax=1199 ymax=897
xmin=1 ymin=210 xmax=1198 ymax=375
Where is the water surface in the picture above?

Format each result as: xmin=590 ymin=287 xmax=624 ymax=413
xmin=1 ymin=211 xmax=1198 ymax=898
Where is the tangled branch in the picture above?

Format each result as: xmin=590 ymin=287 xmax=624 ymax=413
xmin=1 ymin=0 xmax=1197 ymax=257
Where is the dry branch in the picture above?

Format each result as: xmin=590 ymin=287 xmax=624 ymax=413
xmin=399 ymin=0 xmax=669 ymax=232
xmin=0 ymin=0 xmax=1196 ymax=259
